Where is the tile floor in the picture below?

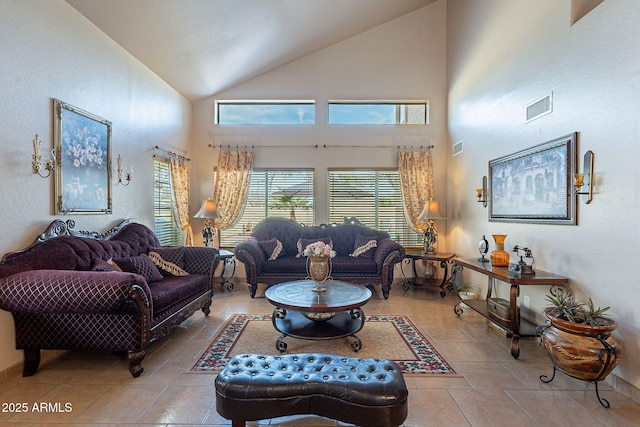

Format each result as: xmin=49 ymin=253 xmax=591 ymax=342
xmin=1 ymin=279 xmax=639 ymax=426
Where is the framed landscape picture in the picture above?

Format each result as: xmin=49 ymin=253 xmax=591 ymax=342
xmin=489 ymin=132 xmax=577 ymax=225
xmin=54 ymin=99 xmax=112 ymax=214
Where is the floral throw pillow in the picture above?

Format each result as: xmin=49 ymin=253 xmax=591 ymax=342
xmin=258 ymin=238 xmax=285 ymax=260
xmin=350 ymin=234 xmax=377 ymax=258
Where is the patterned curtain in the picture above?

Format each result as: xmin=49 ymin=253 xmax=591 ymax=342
xmin=398 ymin=150 xmax=434 ymax=232
xmin=170 ymin=156 xmax=194 ymax=246
xmin=213 ymin=148 xmax=254 ymax=230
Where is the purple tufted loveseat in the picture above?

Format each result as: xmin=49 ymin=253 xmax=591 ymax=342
xmin=0 ymin=219 xmax=219 ymax=378
xmin=234 ymin=217 xmax=404 ymax=299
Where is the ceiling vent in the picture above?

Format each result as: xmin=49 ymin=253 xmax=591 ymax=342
xmin=526 ymin=93 xmax=553 ymax=122
xmin=452 ymin=140 xmax=463 ymax=156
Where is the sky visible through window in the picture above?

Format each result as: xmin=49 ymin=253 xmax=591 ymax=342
xmin=217 ymin=102 xmax=315 ymax=125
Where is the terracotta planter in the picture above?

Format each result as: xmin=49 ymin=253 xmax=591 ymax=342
xmin=539 ymin=307 xmax=623 ymax=382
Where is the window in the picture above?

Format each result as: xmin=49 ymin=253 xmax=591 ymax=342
xmin=219 ymin=169 xmax=314 ymax=247
xmin=215 ymin=100 xmax=315 ymax=125
xmin=328 ymin=100 xmax=429 ymax=125
xmin=153 ymin=157 xmax=182 ymax=246
xmin=327 ymin=169 xmax=422 ymax=247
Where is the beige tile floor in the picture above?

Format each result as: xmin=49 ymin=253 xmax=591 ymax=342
xmin=1 ymin=279 xmax=639 ymax=426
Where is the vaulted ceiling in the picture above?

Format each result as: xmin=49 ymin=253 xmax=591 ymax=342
xmin=65 ymin=0 xmax=437 ymax=101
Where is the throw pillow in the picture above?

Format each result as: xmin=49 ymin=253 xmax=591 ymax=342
xmin=112 ymin=254 xmax=164 ymax=283
xmin=296 ymin=237 xmax=333 ymax=258
xmin=350 ymin=234 xmax=377 ymax=258
xmin=91 ymin=258 xmax=120 ymax=272
xmin=258 ymin=238 xmax=285 ymax=260
xmin=148 ymin=251 xmax=189 ymax=276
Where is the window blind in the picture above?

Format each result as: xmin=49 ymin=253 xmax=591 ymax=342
xmin=153 ymin=158 xmax=182 ymax=246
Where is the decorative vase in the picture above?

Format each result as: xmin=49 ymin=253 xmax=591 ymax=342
xmin=539 ymin=308 xmax=623 ymax=382
xmin=490 ymin=234 xmax=510 ymax=267
xmin=307 ymin=255 xmax=331 ymax=293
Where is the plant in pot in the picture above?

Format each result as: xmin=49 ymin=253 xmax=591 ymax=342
xmin=456 ymin=283 xmax=477 ymax=300
xmin=537 ymin=289 xmax=623 ymax=408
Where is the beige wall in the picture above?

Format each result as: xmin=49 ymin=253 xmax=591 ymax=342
xmin=190 ymin=1 xmax=448 ymax=230
xmin=447 ymin=0 xmax=640 ymax=390
xmin=0 ymin=0 xmax=191 ymax=372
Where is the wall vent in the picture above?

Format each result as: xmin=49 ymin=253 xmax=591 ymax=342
xmin=526 ymin=93 xmax=553 ymax=122
xmin=452 ymin=140 xmax=463 ymax=156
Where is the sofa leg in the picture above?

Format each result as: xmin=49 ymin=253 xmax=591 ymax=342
xmin=382 ymin=285 xmax=390 ymax=299
xmin=249 ymin=284 xmax=257 ymax=298
xmin=231 ymin=421 xmax=246 ymax=427
xmin=23 ymin=348 xmax=41 ymax=377
xmin=127 ymin=350 xmax=145 ymax=378
xmin=201 ymin=300 xmax=211 ymax=316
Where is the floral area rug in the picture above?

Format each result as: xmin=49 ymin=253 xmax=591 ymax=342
xmin=191 ymin=314 xmax=457 ymax=376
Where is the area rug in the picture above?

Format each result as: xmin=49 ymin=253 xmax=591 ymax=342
xmin=191 ymin=314 xmax=457 ymax=375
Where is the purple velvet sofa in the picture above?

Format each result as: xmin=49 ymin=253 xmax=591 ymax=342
xmin=0 ymin=219 xmax=219 ymax=378
xmin=234 ymin=217 xmax=404 ymax=299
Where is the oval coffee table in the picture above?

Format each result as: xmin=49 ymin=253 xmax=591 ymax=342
xmin=264 ymin=280 xmax=372 ymax=352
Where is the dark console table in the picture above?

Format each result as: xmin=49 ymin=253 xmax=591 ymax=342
xmin=402 ymin=251 xmax=456 ymax=297
xmin=452 ymin=258 xmax=569 ymax=359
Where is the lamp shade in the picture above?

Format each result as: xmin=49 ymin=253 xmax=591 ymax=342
xmin=417 ymin=198 xmax=445 ymax=220
xmin=194 ymin=199 xmax=221 ymax=219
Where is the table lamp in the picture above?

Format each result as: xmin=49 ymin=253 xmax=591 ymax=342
xmin=417 ymin=198 xmax=445 ymax=254
xmin=194 ymin=199 xmax=221 ymax=247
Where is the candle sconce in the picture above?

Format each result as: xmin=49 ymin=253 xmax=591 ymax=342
xmin=476 ymin=175 xmax=487 ymax=207
xmin=573 ymin=150 xmax=594 ymax=204
xmin=116 ymin=154 xmax=132 ymax=186
xmin=31 ymin=134 xmax=56 ymax=178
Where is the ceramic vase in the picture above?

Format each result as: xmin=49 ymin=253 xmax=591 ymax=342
xmin=490 ymin=234 xmax=510 ymax=267
xmin=540 ymin=308 xmax=623 ymax=382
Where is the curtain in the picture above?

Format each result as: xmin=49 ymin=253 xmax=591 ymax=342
xmin=398 ymin=150 xmax=434 ymax=232
xmin=170 ymin=156 xmax=194 ymax=246
xmin=213 ymin=148 xmax=254 ymax=230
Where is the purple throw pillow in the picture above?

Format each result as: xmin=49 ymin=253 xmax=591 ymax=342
xmin=112 ymin=254 xmax=164 ymax=282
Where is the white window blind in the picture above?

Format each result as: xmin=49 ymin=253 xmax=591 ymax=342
xmin=327 ymin=169 xmax=421 ymax=247
xmin=153 ymin=158 xmax=182 ymax=246
xmin=219 ymin=169 xmax=314 ymax=247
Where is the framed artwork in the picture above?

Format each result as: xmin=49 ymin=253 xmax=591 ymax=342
xmin=54 ymin=99 xmax=112 ymax=214
xmin=489 ymin=132 xmax=577 ymax=225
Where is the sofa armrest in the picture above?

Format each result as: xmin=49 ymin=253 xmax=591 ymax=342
xmin=0 ymin=269 xmax=151 ymax=315
xmin=373 ymin=239 xmax=405 ymax=273
xmin=234 ymin=238 xmax=265 ymax=285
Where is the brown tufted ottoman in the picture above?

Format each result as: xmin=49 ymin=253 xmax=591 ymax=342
xmin=215 ymin=353 xmax=408 ymax=427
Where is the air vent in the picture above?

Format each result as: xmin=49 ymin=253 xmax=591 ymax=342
xmin=452 ymin=140 xmax=463 ymax=156
xmin=526 ymin=93 xmax=553 ymax=122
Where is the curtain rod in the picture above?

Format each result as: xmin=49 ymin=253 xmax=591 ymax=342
xmin=208 ymin=144 xmax=434 ymax=150
xmin=153 ymin=145 xmax=190 ymax=161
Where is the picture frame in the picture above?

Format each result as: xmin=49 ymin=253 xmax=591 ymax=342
xmin=489 ymin=132 xmax=577 ymax=225
xmin=54 ymin=99 xmax=112 ymax=214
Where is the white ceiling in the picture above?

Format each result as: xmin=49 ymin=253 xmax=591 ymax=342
xmin=65 ymin=0 xmax=437 ymax=101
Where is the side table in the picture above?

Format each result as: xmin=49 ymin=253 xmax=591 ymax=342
xmin=218 ymin=249 xmax=236 ymax=291
xmin=402 ymin=251 xmax=456 ymax=297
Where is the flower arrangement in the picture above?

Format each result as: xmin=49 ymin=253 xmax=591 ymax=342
xmin=303 ymin=241 xmax=336 ymax=258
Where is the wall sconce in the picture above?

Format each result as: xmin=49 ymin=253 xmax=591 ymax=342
xmin=417 ymin=198 xmax=446 ymax=254
xmin=574 ymin=150 xmax=594 ymax=204
xmin=116 ymin=154 xmax=132 ymax=186
xmin=194 ymin=199 xmax=222 ymax=247
xmin=476 ymin=175 xmax=487 ymax=208
xmin=31 ymin=134 xmax=56 ymax=178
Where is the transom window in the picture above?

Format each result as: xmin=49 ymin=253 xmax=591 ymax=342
xmin=328 ymin=100 xmax=429 ymax=125
xmin=215 ymin=100 xmax=315 ymax=125
xmin=327 ymin=169 xmax=422 ymax=247
xmin=219 ymin=169 xmax=315 ymax=247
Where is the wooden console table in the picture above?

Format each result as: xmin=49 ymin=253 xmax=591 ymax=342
xmin=452 ymin=258 xmax=569 ymax=359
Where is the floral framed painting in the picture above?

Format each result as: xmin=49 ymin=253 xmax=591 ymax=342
xmin=489 ymin=132 xmax=577 ymax=225
xmin=54 ymin=99 xmax=112 ymax=214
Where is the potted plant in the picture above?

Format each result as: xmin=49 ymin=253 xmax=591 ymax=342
xmin=456 ymin=283 xmax=477 ymax=300
xmin=537 ymin=289 xmax=623 ymax=407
